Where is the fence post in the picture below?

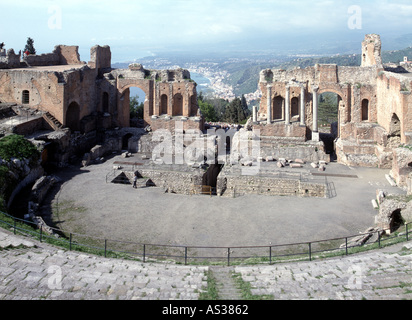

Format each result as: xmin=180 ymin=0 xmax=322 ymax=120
xmin=40 ymin=226 xmax=43 ymax=243
xmin=227 ymin=248 xmax=230 ymax=266
xmin=69 ymin=233 xmax=72 ymax=251
xmin=104 ymin=239 xmax=107 ymax=258
xmin=378 ymin=230 xmax=381 ymax=248
xmin=185 ymin=247 xmax=188 ymax=265
xmin=143 ymin=244 xmax=146 ymax=263
xmin=406 ymin=223 xmax=409 ymax=241
xmin=345 ymin=237 xmax=348 ymax=256
xmin=308 ymin=243 xmax=312 ymax=261
xmin=13 ymin=217 xmax=16 ymax=235
xmin=269 ymin=246 xmax=272 ymax=265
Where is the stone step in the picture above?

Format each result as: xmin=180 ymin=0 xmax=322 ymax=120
xmin=210 ymin=266 xmax=243 ymax=300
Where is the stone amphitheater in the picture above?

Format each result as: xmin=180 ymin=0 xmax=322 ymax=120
xmin=1 ymin=226 xmax=411 ymax=301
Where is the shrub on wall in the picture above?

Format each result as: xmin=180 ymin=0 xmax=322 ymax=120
xmin=0 ymin=134 xmax=40 ymax=163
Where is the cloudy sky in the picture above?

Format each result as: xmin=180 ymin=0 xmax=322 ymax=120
xmin=1 ymin=0 xmax=412 ymax=62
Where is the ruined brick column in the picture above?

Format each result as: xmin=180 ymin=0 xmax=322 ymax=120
xmin=267 ymin=85 xmax=272 ymax=124
xmin=312 ymin=86 xmax=319 ymax=141
xmin=300 ymin=86 xmax=306 ymax=126
xmin=285 ymin=85 xmax=291 ymax=125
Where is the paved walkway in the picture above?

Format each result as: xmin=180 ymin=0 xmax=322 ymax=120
xmin=0 ymin=228 xmax=411 ymax=300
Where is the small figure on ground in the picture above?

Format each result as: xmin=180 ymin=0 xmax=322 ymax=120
xmin=133 ymin=172 xmax=138 ymax=188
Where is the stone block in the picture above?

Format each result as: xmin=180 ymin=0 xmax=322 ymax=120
xmin=311 ymin=162 xmax=318 ymax=168
xmin=318 ymin=164 xmax=326 ymax=171
xmin=295 ymin=159 xmax=305 ymax=164
xmin=277 ymin=161 xmax=284 ymax=168
xmin=266 ymin=156 xmax=274 ymax=162
xmin=290 ymin=163 xmax=302 ymax=168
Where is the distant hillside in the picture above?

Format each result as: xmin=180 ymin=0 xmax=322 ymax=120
xmin=227 ymin=46 xmax=412 ymax=97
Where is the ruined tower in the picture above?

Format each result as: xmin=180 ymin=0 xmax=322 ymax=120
xmin=361 ymin=34 xmax=383 ymax=68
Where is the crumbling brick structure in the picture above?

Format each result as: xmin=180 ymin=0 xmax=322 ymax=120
xmin=256 ymin=34 xmax=412 ymax=168
xmin=0 ymin=44 xmax=202 ymax=134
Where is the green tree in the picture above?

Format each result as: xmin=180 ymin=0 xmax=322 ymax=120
xmin=198 ymin=99 xmax=218 ymax=122
xmin=223 ymin=97 xmax=250 ymax=124
xmin=24 ymin=37 xmax=36 ymax=55
xmin=0 ymin=134 xmax=39 ymax=163
xmin=318 ymin=92 xmax=339 ymax=125
xmin=130 ymin=96 xmax=144 ymax=119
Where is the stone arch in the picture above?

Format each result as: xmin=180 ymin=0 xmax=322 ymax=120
xmin=317 ymin=90 xmax=342 ymax=131
xmin=173 ymin=93 xmax=183 ymax=116
xmin=160 ymin=94 xmax=168 ymax=115
xmin=272 ymin=96 xmax=284 ymax=121
xmin=389 ymin=209 xmax=404 ymax=233
xmin=117 ymin=81 xmax=151 ymax=127
xmin=388 ymin=113 xmax=401 ymax=147
xmin=66 ymin=101 xmax=80 ymax=132
xmin=102 ymin=92 xmax=109 ymax=113
xmin=361 ymin=99 xmax=369 ymax=121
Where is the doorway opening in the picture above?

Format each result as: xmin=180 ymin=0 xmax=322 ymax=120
xmin=272 ymin=96 xmax=284 ymax=121
xmin=129 ymin=87 xmax=145 ymax=127
xmin=388 ymin=113 xmax=401 ymax=147
xmin=122 ymin=133 xmax=133 ymax=151
xmin=390 ymin=209 xmax=404 ymax=233
xmin=318 ymin=92 xmax=340 ymax=133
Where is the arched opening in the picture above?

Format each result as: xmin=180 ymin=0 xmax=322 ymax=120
xmin=122 ymin=133 xmax=133 ymax=151
xmin=390 ymin=209 xmax=404 ymax=233
xmin=388 ymin=113 xmax=401 ymax=147
xmin=318 ymin=92 xmax=340 ymax=133
xmin=272 ymin=96 xmax=284 ymax=121
xmin=173 ymin=93 xmax=183 ymax=116
xmin=102 ymin=92 xmax=109 ymax=113
xmin=129 ymin=87 xmax=145 ymax=127
xmin=22 ymin=90 xmax=30 ymax=104
xmin=66 ymin=102 xmax=80 ymax=132
xmin=361 ymin=99 xmax=369 ymax=121
xmin=160 ymin=94 xmax=168 ymax=115
xmin=291 ymin=97 xmax=299 ymax=118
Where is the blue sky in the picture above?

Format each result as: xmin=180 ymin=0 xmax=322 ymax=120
xmin=1 ymin=0 xmax=412 ymax=62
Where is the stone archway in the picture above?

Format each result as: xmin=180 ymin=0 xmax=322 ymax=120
xmin=272 ymin=96 xmax=284 ymax=121
xmin=390 ymin=209 xmax=404 ymax=233
xmin=117 ymin=81 xmax=152 ymax=128
xmin=388 ymin=113 xmax=401 ymax=147
xmin=160 ymin=94 xmax=168 ymax=115
xmin=173 ymin=93 xmax=183 ymax=116
xmin=362 ymin=99 xmax=369 ymax=121
xmin=66 ymin=101 xmax=80 ymax=132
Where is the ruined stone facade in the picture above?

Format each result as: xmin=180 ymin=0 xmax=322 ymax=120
xmin=256 ymin=34 xmax=412 ymax=170
xmin=0 ymin=44 xmax=202 ymax=135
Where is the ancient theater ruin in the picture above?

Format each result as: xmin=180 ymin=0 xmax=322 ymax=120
xmin=2 ymin=34 xmax=412 ymax=200
xmin=0 ymin=44 xmax=202 ymax=167
xmin=254 ymin=34 xmax=412 ymax=178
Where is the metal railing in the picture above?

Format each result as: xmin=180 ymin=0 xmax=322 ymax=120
xmin=0 ymin=211 xmax=410 ymax=266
